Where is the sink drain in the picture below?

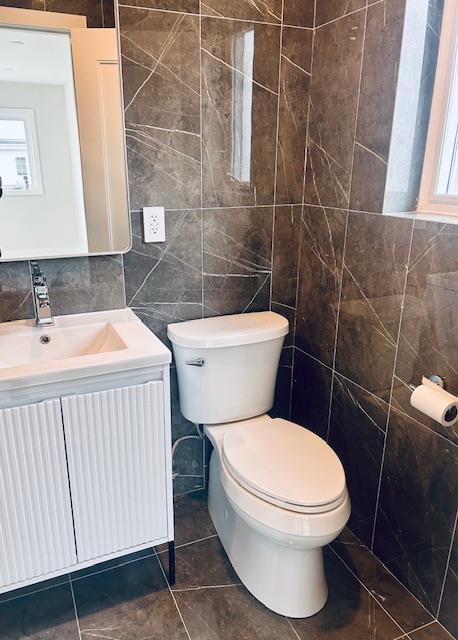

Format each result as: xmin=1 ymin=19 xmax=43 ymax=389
xmin=39 ymin=335 xmax=51 ymax=345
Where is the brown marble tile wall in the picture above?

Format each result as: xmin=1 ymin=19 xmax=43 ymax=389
xmin=0 ymin=1 xmax=312 ymax=494
xmin=292 ymin=2 xmax=458 ymax=636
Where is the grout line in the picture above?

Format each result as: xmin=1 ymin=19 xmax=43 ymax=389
xmin=270 ymin=0 xmax=285 ymax=310
xmin=70 ymin=550 xmax=157 ymax=582
xmin=370 ymin=218 xmax=415 ymax=551
xmin=347 ymin=2 xmax=368 ymax=209
xmin=156 ymin=534 xmax=218 ymax=554
xmin=329 ymin=546 xmax=407 ymax=636
xmin=286 ymin=617 xmax=302 ymax=640
xmin=291 ymin=4 xmax=317 ymax=421
xmin=68 ymin=576 xmax=82 ymax=640
xmin=118 ymin=4 xmax=313 ymax=30
xmin=172 ymin=583 xmax=241 ymax=592
xmin=432 ymin=620 xmax=456 ymax=640
xmin=334 ymin=531 xmax=436 ymax=626
xmin=315 ymin=0 xmax=383 ymax=30
xmin=295 ymin=343 xmax=457 ymax=438
xmin=326 ymin=210 xmax=349 ymax=442
xmin=0 ymin=578 xmax=69 ymax=606
xmin=436 ymin=509 xmax=457 ymax=618
xmin=199 ymin=0 xmax=205 ymax=319
xmin=155 ymin=550 xmax=192 ymax=640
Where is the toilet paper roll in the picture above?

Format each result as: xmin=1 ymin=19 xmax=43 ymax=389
xmin=410 ymin=377 xmax=458 ymax=427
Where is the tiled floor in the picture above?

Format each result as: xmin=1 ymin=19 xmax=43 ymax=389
xmin=0 ymin=490 xmax=453 ymax=640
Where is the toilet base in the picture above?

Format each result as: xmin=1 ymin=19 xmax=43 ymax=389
xmin=208 ymin=453 xmax=328 ymax=618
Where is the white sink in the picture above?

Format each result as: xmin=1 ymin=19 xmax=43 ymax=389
xmin=0 ymin=308 xmax=171 ymax=391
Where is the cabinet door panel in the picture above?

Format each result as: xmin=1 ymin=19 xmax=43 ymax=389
xmin=62 ymin=382 xmax=167 ymax=562
xmin=0 ymin=400 xmax=77 ymax=588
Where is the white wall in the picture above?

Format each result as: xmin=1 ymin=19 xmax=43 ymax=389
xmin=0 ymin=81 xmax=88 ymax=259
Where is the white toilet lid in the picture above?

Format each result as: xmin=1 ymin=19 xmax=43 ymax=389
xmin=222 ymin=418 xmax=346 ymax=512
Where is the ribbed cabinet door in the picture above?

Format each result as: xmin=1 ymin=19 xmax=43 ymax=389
xmin=61 ymin=382 xmax=167 ymax=562
xmin=0 ymin=400 xmax=77 ymax=588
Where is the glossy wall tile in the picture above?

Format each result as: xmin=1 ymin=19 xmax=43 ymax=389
xmin=201 ymin=0 xmax=282 ymax=23
xmin=275 ymin=27 xmax=312 ymax=204
xmin=303 ymin=11 xmax=364 ymax=208
xmin=202 ymin=207 xmax=273 ymax=316
xmin=120 ymin=6 xmax=201 ymax=210
xmin=296 ymin=206 xmax=347 ymax=367
xmin=201 ymin=18 xmax=280 ymax=207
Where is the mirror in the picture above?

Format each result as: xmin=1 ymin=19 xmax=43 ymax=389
xmin=0 ymin=4 xmax=131 ymax=261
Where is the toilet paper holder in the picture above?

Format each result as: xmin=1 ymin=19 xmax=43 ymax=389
xmin=409 ymin=374 xmax=445 ymax=391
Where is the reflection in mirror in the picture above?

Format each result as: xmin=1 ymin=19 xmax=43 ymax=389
xmin=0 ymin=5 xmax=131 ymax=262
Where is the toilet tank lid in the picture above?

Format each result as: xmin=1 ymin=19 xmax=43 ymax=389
xmin=167 ymin=312 xmax=289 ymax=348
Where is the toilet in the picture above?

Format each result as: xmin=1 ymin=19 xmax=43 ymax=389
xmin=168 ymin=311 xmax=350 ymax=618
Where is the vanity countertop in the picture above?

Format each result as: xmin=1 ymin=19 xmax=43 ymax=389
xmin=0 ymin=308 xmax=171 ymax=392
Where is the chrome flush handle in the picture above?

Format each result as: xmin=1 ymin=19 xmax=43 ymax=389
xmin=185 ymin=357 xmax=205 ymax=367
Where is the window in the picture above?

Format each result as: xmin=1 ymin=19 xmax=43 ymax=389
xmin=418 ymin=0 xmax=458 ymax=215
xmin=231 ymin=28 xmax=254 ymax=184
xmin=0 ymin=108 xmax=43 ymax=196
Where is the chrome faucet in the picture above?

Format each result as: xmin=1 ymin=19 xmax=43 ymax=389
xmin=31 ymin=261 xmax=54 ymax=327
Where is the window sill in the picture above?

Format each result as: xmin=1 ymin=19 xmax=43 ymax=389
xmin=385 ymin=210 xmax=458 ymax=225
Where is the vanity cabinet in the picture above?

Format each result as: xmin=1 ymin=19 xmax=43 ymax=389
xmin=62 ymin=382 xmax=168 ymax=562
xmin=0 ymin=400 xmax=77 ymax=587
xmin=0 ymin=374 xmax=173 ymax=594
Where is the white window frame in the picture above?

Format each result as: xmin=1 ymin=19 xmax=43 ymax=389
xmin=418 ymin=0 xmax=458 ymax=216
xmin=0 ymin=107 xmax=44 ymax=197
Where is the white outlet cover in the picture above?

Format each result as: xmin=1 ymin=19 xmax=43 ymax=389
xmin=143 ymin=207 xmax=166 ymax=243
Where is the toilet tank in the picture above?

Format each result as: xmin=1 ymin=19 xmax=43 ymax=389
xmin=167 ymin=312 xmax=289 ymax=425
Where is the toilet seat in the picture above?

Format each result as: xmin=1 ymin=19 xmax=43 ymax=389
xmin=222 ymin=418 xmax=347 ymax=514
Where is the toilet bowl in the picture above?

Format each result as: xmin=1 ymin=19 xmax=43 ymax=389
xmin=167 ymin=312 xmax=350 ymax=618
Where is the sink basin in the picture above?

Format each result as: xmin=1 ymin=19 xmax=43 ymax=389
xmin=0 ymin=308 xmax=171 ymax=392
xmin=0 ymin=322 xmax=126 ymax=368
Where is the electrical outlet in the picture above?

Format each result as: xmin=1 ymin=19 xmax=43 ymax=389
xmin=143 ymin=206 xmax=166 ymax=243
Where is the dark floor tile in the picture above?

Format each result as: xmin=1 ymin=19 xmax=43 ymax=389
xmin=408 ymin=622 xmax=455 ymax=640
xmin=72 ymin=555 xmax=188 ymax=640
xmin=175 ymin=584 xmax=298 ymax=639
xmin=173 ymin=489 xmax=216 ymax=547
xmin=0 ymin=582 xmax=79 ymax=639
xmin=70 ymin=548 xmax=156 ymax=581
xmin=332 ymin=529 xmax=435 ymax=634
xmin=0 ymin=576 xmax=71 ymax=606
xmin=289 ymin=549 xmax=403 ymax=639
xmin=161 ymin=536 xmax=240 ymax=590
